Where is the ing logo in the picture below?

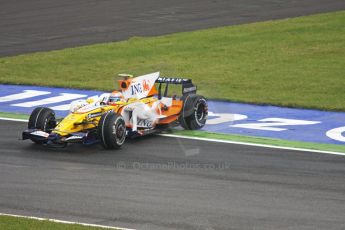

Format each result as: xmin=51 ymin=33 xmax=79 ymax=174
xmin=131 ymin=83 xmax=142 ymax=95
xmin=143 ymin=80 xmax=150 ymax=92
xmin=130 ymin=80 xmax=151 ymax=95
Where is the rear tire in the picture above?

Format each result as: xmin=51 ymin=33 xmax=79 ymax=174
xmin=98 ymin=111 xmax=126 ymax=150
xmin=179 ymin=95 xmax=208 ymax=130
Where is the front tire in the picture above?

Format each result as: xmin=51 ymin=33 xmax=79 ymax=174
xmin=179 ymin=95 xmax=208 ymax=130
xmin=28 ymin=107 xmax=56 ymax=144
xmin=28 ymin=107 xmax=56 ymax=132
xmin=98 ymin=111 xmax=126 ymax=150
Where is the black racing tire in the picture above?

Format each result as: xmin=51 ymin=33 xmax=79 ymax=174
xmin=27 ymin=107 xmax=56 ymax=144
xmin=28 ymin=107 xmax=56 ymax=132
xmin=98 ymin=111 xmax=126 ymax=150
xmin=179 ymin=95 xmax=208 ymax=130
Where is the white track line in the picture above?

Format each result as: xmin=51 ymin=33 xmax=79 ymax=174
xmin=0 ymin=213 xmax=135 ymax=230
xmin=1 ymin=116 xmax=345 ymax=156
xmin=0 ymin=117 xmax=29 ymax=122
xmin=160 ymin=134 xmax=345 ymax=156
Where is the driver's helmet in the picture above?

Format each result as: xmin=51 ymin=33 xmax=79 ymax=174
xmin=108 ymin=90 xmax=124 ymax=105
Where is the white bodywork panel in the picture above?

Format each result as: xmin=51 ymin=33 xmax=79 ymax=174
xmin=122 ymin=72 xmax=160 ymax=100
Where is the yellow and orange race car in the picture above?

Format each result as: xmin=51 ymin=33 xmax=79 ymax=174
xmin=22 ymin=72 xmax=208 ymax=149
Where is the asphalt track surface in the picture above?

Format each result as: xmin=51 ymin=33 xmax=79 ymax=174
xmin=1 ymin=0 xmax=345 ymax=57
xmin=0 ymin=120 xmax=345 ymax=230
xmin=1 ymin=1 xmax=345 ymax=229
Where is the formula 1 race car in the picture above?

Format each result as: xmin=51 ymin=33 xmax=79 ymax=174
xmin=22 ymin=72 xmax=208 ymax=149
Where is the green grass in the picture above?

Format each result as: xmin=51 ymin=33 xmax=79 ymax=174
xmin=0 ymin=112 xmax=30 ymax=120
xmin=0 ymin=215 xmax=119 ymax=230
xmin=1 ymin=11 xmax=345 ymax=111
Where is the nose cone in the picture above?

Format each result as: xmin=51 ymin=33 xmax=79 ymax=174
xmin=53 ymin=113 xmax=87 ymax=136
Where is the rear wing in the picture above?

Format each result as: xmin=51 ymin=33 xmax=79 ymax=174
xmin=156 ymin=77 xmax=197 ymax=99
xmin=156 ymin=77 xmax=192 ymax=84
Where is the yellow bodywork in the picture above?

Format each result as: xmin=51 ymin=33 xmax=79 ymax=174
xmin=52 ymin=105 xmax=119 ymax=136
xmin=51 ymin=95 xmax=183 ymax=137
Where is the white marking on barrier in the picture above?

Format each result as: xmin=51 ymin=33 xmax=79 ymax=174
xmin=326 ymin=126 xmax=345 ymax=142
xmin=0 ymin=213 xmax=135 ymax=230
xmin=231 ymin=118 xmax=321 ymax=131
xmin=207 ymin=112 xmax=247 ymax=125
xmin=11 ymin=93 xmax=87 ymax=107
xmin=0 ymin=90 xmax=51 ymax=103
xmin=50 ymin=104 xmax=71 ymax=111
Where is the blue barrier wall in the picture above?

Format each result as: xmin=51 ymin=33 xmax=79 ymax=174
xmin=1 ymin=84 xmax=345 ymax=145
